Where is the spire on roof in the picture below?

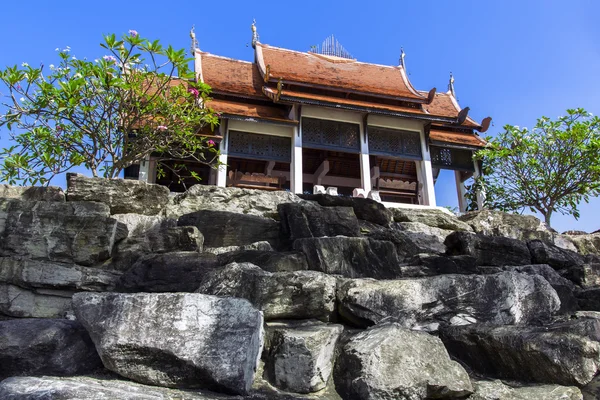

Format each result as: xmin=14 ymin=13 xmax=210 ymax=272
xmin=190 ymin=25 xmax=199 ymax=53
xmin=399 ymin=47 xmax=406 ymax=69
xmin=448 ymin=72 xmax=456 ymax=98
xmin=251 ymin=19 xmax=259 ymax=48
xmin=313 ymin=35 xmax=353 ymax=59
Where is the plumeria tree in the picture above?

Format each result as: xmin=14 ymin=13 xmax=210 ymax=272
xmin=0 ymin=30 xmax=219 ymax=185
xmin=466 ymin=108 xmax=600 ymax=226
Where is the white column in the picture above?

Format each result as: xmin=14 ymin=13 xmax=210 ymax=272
xmin=290 ymin=107 xmax=303 ymax=194
xmin=455 ymin=171 xmax=467 ymax=213
xmin=418 ymin=127 xmax=436 ymax=206
xmin=359 ymin=121 xmax=372 ymax=193
xmin=473 ymin=161 xmax=486 ymax=210
xmin=138 ymin=157 xmax=150 ymax=183
xmin=216 ymin=121 xmax=228 ymax=187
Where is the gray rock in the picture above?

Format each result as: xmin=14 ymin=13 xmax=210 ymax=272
xmin=117 ymin=252 xmax=220 ymax=292
xmin=528 ymin=239 xmax=586 ymax=269
xmin=0 ymin=284 xmax=73 ymax=318
xmin=582 ymin=375 xmax=600 ymax=400
xmin=0 ymin=376 xmax=234 ymax=399
xmin=0 ymin=319 xmax=102 ymax=379
xmin=445 ymin=232 xmax=532 ymax=266
xmin=111 ymin=213 xmax=172 ymax=236
xmin=459 ymin=210 xmax=555 ymax=242
xmin=440 ymin=319 xmax=600 ymax=386
xmin=0 ymin=200 xmax=128 ymax=266
xmin=278 ymin=202 xmax=360 ymax=240
xmin=337 ymin=272 xmax=560 ymax=330
xmin=265 ymin=321 xmax=343 ymax=393
xmin=66 ymin=173 xmax=170 ymax=216
xmin=576 ymin=288 xmax=600 ymax=311
xmin=334 ymin=323 xmax=473 ymax=399
xmin=218 ymin=251 xmax=308 ymax=273
xmin=165 ymin=184 xmax=303 ymax=220
xmin=562 ymin=263 xmax=600 ymax=288
xmin=204 ymin=241 xmax=274 ymax=255
xmin=405 ymin=254 xmax=478 ymax=276
xmin=178 ymin=210 xmax=280 ymax=249
xmin=196 ymin=263 xmax=336 ymax=322
xmin=468 ymin=380 xmax=582 ymax=400
xmin=73 ymin=292 xmax=264 ymax=394
xmin=293 ymin=237 xmax=401 ymax=279
xmin=566 ymin=232 xmax=600 ymax=256
xmin=392 ymin=221 xmax=454 ymax=254
xmin=0 ymin=184 xmax=65 ymax=201
xmin=392 ymin=207 xmax=473 ymax=231
xmin=298 ymin=194 xmax=392 ymax=226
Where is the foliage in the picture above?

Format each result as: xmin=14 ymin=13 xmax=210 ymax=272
xmin=466 ymin=108 xmax=600 ymax=226
xmin=0 ymin=31 xmax=220 ymax=186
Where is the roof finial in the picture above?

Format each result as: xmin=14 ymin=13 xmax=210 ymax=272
xmin=400 ymin=47 xmax=406 ymax=69
xmin=448 ymin=72 xmax=456 ymax=98
xmin=251 ymin=19 xmax=259 ymax=48
xmin=190 ymin=25 xmax=199 ymax=53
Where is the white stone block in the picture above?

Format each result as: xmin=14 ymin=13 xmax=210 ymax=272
xmin=313 ymin=185 xmax=326 ymax=194
xmin=325 ymin=187 xmax=338 ymax=196
xmin=353 ymin=188 xmax=367 ymax=198
xmin=368 ymin=190 xmax=381 ymax=202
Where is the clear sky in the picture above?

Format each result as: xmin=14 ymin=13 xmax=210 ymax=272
xmin=1 ymin=0 xmax=599 ymax=232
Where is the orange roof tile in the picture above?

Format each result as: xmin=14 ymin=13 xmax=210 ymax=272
xmin=256 ymin=44 xmax=426 ymax=101
xmin=200 ymin=53 xmax=264 ymax=99
xmin=205 ymin=99 xmax=295 ymax=124
xmin=429 ymin=129 xmax=487 ymax=148
xmin=423 ymin=92 xmax=480 ymax=128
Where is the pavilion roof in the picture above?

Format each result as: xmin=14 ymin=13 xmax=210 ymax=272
xmin=199 ymin=52 xmax=265 ymax=99
xmin=429 ymin=128 xmax=487 ymax=148
xmin=205 ymin=98 xmax=296 ymax=125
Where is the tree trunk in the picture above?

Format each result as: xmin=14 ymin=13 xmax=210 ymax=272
xmin=543 ymin=210 xmax=553 ymax=226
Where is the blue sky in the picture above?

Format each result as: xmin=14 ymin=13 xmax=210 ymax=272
xmin=1 ymin=0 xmax=599 ymax=232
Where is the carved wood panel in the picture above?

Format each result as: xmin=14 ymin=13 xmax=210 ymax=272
xmin=368 ymin=126 xmax=423 ymax=159
xmin=301 ymin=117 xmax=360 ymax=152
xmin=228 ymin=130 xmax=291 ymax=162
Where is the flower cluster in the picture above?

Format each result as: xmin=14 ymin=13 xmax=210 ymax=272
xmin=187 ymin=87 xmax=199 ymax=98
xmin=157 ymin=125 xmax=168 ymax=131
xmin=103 ymin=55 xmax=117 ymax=63
xmin=129 ymin=30 xmax=138 ymax=37
xmin=207 ymin=139 xmax=215 ymax=147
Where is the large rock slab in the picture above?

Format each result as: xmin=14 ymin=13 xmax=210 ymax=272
xmin=562 ymin=263 xmax=600 ymax=288
xmin=391 ymin=207 xmax=472 ymax=231
xmin=196 ymin=262 xmax=336 ymax=321
xmin=299 ymin=194 xmax=392 ymax=226
xmin=334 ymin=323 xmax=473 ymax=399
xmin=165 ymin=184 xmax=303 ymax=220
xmin=337 ymin=272 xmax=560 ymax=330
xmin=0 ymin=184 xmax=65 ymax=201
xmin=566 ymin=232 xmax=600 ymax=256
xmin=66 ymin=173 xmax=170 ymax=216
xmin=0 ymin=200 xmax=128 ymax=266
xmin=278 ymin=202 xmax=360 ymax=240
xmin=468 ymin=380 xmax=582 ymax=400
xmin=0 ymin=284 xmax=73 ymax=318
xmin=440 ymin=319 xmax=600 ymax=386
xmin=204 ymin=241 xmax=274 ymax=255
xmin=528 ymin=239 xmax=587 ymax=269
xmin=459 ymin=210 xmax=555 ymax=242
xmin=445 ymin=232 xmax=532 ymax=266
xmin=117 ymin=252 xmax=220 ymax=292
xmin=218 ymin=250 xmax=308 ymax=273
xmin=391 ymin=221 xmax=453 ymax=254
xmin=293 ymin=237 xmax=401 ymax=279
xmin=73 ymin=292 xmax=264 ymax=394
xmin=265 ymin=321 xmax=343 ymax=393
xmin=178 ymin=210 xmax=280 ymax=249
xmin=0 ymin=319 xmax=102 ymax=379
xmin=404 ymin=254 xmax=478 ymax=276
xmin=0 ymin=376 xmax=232 ymax=400
xmin=576 ymin=288 xmax=600 ymax=311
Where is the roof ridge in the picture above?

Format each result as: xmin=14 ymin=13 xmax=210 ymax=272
xmin=200 ymin=52 xmax=253 ymax=64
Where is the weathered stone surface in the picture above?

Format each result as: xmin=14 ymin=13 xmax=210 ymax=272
xmin=66 ymin=173 xmax=170 ymax=216
xmin=165 ymin=184 xmax=303 ymax=220
xmin=576 ymin=288 xmax=600 ymax=311
xmin=392 ymin=207 xmax=472 ymax=231
xmin=582 ymin=375 xmax=600 ymax=400
xmin=204 ymin=241 xmax=274 ymax=255
xmin=0 ymin=376 xmax=233 ymax=400
xmin=111 ymin=213 xmax=172 ymax=236
xmin=459 ymin=209 xmax=555 ymax=242
xmin=178 ymin=210 xmax=280 ymax=249
xmin=196 ymin=263 xmax=336 ymax=321
xmin=528 ymin=239 xmax=586 ymax=269
xmin=445 ymin=232 xmax=532 ymax=266
xmin=117 ymin=252 xmax=220 ymax=292
xmin=566 ymin=232 xmax=600 ymax=256
xmin=334 ymin=323 xmax=473 ymax=400
xmin=278 ymin=202 xmax=360 ymax=240
xmin=561 ymin=263 xmax=600 ymax=288
xmin=337 ymin=272 xmax=560 ymax=330
xmin=0 ymin=319 xmax=102 ymax=379
xmin=0 ymin=184 xmax=65 ymax=202
xmin=0 ymin=200 xmax=128 ymax=266
xmin=73 ymin=292 xmax=264 ymax=394
xmin=218 ymin=250 xmax=308 ymax=273
xmin=405 ymin=254 xmax=478 ymax=276
xmin=440 ymin=319 xmax=600 ymax=386
xmin=391 ymin=222 xmax=453 ymax=254
xmin=299 ymin=194 xmax=392 ymax=226
xmin=0 ymin=284 xmax=73 ymax=318
xmin=265 ymin=321 xmax=343 ymax=393
xmin=468 ymin=380 xmax=582 ymax=400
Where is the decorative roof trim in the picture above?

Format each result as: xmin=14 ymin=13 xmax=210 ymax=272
xmin=221 ymin=113 xmax=298 ymax=126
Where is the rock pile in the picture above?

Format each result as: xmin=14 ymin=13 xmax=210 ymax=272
xmin=1 ymin=176 xmax=600 ymax=399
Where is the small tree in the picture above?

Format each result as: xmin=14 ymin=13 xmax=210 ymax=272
xmin=0 ymin=31 xmax=219 ymax=186
xmin=467 ymin=108 xmax=600 ymax=226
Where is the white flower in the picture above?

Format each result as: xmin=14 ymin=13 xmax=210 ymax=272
xmin=94 ymin=59 xmax=99 ymax=63
xmin=21 ymin=62 xmax=28 ymax=67
xmin=55 ymin=48 xmax=59 ymax=51
xmin=590 ymin=113 xmax=594 ymax=117
xmin=72 ymin=56 xmax=77 ymax=60
xmin=73 ymin=73 xmax=82 ymax=79
xmin=49 ymin=64 xmax=55 ymax=69
xmin=20 ymin=97 xmax=25 ymax=102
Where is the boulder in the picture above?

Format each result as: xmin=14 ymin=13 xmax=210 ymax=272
xmin=0 ymin=184 xmax=65 ymax=201
xmin=111 ymin=213 xmax=172 ymax=237
xmin=218 ymin=250 xmax=308 ymax=273
xmin=73 ymin=292 xmax=264 ymax=394
xmin=528 ymin=239 xmax=587 ymax=270
xmin=576 ymin=288 xmax=600 ymax=311
xmin=445 ymin=232 xmax=532 ymax=266
xmin=459 ymin=210 xmax=556 ymax=242
xmin=0 ymin=284 xmax=73 ymax=318
xmin=117 ymin=252 xmax=220 ymax=292
xmin=405 ymin=254 xmax=478 ymax=276
xmin=468 ymin=380 xmax=582 ymax=400
xmin=204 ymin=241 xmax=274 ymax=255
xmin=265 ymin=321 xmax=343 ymax=393
xmin=66 ymin=173 xmax=170 ymax=216
xmin=165 ymin=184 xmax=303 ymax=220
xmin=337 ymin=272 xmax=560 ymax=330
xmin=0 ymin=319 xmax=102 ymax=379
xmin=299 ymin=194 xmax=392 ymax=226
xmin=196 ymin=263 xmax=336 ymax=321
xmin=334 ymin=323 xmax=473 ymax=399
xmin=178 ymin=210 xmax=280 ymax=249
xmin=440 ymin=319 xmax=600 ymax=386
xmin=561 ymin=263 xmax=600 ymax=288
xmin=0 ymin=200 xmax=128 ymax=266
xmin=0 ymin=376 xmax=231 ymax=400
xmin=391 ymin=222 xmax=453 ymax=254
xmin=391 ymin=207 xmax=472 ymax=231
xmin=278 ymin=202 xmax=360 ymax=240
xmin=566 ymin=232 xmax=600 ymax=256
xmin=293 ymin=237 xmax=401 ymax=279
xmin=582 ymin=375 xmax=600 ymax=400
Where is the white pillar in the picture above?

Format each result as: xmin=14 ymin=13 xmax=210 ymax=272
xmin=455 ymin=171 xmax=467 ymax=213
xmin=418 ymin=127 xmax=436 ymax=206
xmin=359 ymin=121 xmax=372 ymax=193
xmin=138 ymin=157 xmax=150 ymax=183
xmin=290 ymin=107 xmax=303 ymax=194
xmin=473 ymin=161 xmax=486 ymax=210
xmin=216 ymin=121 xmax=228 ymax=187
